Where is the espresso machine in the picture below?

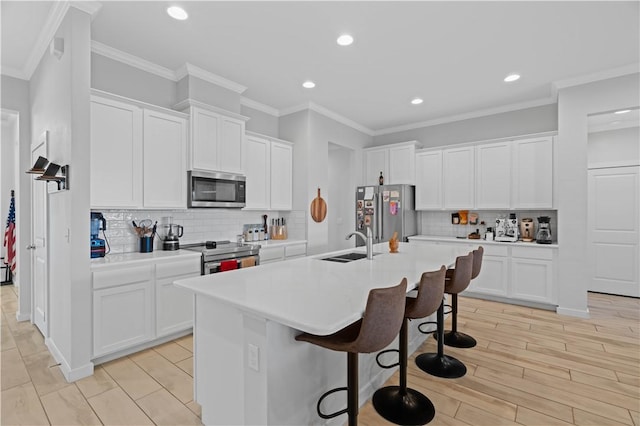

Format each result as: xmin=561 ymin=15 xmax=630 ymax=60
xmin=159 ymin=217 xmax=184 ymax=251
xmin=90 ymin=212 xmax=107 ymax=258
xmin=536 ymin=216 xmax=553 ymax=244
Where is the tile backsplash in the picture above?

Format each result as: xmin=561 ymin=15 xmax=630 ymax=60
xmin=96 ymin=209 xmax=306 ymax=254
xmin=419 ymin=210 xmax=558 ymax=242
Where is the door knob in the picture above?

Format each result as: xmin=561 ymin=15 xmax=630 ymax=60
xmin=26 ymin=245 xmax=36 ymax=250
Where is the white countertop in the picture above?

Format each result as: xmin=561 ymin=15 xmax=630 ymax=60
xmin=409 ymin=235 xmax=559 ymax=248
xmin=242 ymin=239 xmax=307 ymax=248
xmin=90 ymin=249 xmax=201 ymax=270
xmin=174 ymin=242 xmax=467 ymax=336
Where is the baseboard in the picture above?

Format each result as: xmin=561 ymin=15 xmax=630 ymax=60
xmin=556 ymin=306 xmax=590 ymax=318
xmin=45 ymin=338 xmax=94 ymax=382
xmin=15 ymin=311 xmax=31 ymax=322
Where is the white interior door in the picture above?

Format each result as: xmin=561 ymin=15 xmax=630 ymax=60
xmin=588 ymin=166 xmax=639 ymax=297
xmin=31 ymin=134 xmax=48 ymax=336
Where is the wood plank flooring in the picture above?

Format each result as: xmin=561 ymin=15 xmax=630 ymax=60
xmin=2 ymin=283 xmax=639 ymax=425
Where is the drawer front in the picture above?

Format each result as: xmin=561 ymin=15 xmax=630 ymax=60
xmin=481 ymin=245 xmax=508 ymax=257
xmin=156 ymin=258 xmax=201 ymax=279
xmin=511 ymin=246 xmax=554 ymax=260
xmin=285 ymin=244 xmax=307 ymax=258
xmin=93 ymin=265 xmax=153 ymax=290
xmin=260 ymin=246 xmax=285 ymax=262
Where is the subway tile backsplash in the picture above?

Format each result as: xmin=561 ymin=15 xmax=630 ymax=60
xmin=97 ymin=209 xmax=306 ymax=254
xmin=419 ymin=210 xmax=558 ymax=242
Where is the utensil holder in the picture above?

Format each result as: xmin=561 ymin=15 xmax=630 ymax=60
xmin=140 ymin=236 xmax=154 ymax=253
xmin=270 ymin=225 xmax=287 ymax=240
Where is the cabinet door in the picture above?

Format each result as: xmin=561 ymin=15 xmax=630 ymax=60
xmin=415 ymin=151 xmax=443 ymax=210
xmin=512 ymin=137 xmax=553 ymax=208
xmin=476 ymin=142 xmax=511 ymax=209
xmin=389 ymin=144 xmax=416 ymax=184
xmin=443 ymin=146 xmax=475 ymax=209
xmin=467 ymin=255 xmax=509 ymax=297
xmin=510 ymin=257 xmax=554 ymax=303
xmin=244 ymin=135 xmax=270 ymax=209
xmin=219 ymin=117 xmax=244 ymax=174
xmin=191 ymin=108 xmax=219 ymax=171
xmin=90 ymin=97 xmax=143 ymax=208
xmin=143 ymin=109 xmax=187 ymax=208
xmin=156 ymin=259 xmax=200 ymax=337
xmin=364 ymin=148 xmax=388 ymax=186
xmin=270 ymin=141 xmax=293 ymax=210
xmin=93 ymin=281 xmax=154 ymax=357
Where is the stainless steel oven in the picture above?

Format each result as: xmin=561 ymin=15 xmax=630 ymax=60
xmin=184 ymin=241 xmax=260 ymax=275
xmin=188 ymin=171 xmax=246 ymax=208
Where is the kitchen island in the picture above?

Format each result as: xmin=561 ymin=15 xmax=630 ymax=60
xmin=174 ymin=242 xmax=469 ymax=425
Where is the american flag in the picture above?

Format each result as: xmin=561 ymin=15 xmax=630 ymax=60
xmin=3 ymin=191 xmax=16 ymax=274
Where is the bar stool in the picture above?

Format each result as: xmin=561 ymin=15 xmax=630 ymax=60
xmin=415 ymin=252 xmax=473 ymax=379
xmin=295 ymin=279 xmax=408 ymax=426
xmin=437 ymin=246 xmax=483 ymax=348
xmin=372 ymin=266 xmax=446 ymax=425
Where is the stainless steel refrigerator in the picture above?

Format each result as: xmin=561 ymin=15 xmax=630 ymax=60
xmin=355 ymin=185 xmax=417 ymax=246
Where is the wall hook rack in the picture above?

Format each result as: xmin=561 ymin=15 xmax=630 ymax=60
xmin=26 ymin=156 xmax=69 ymax=192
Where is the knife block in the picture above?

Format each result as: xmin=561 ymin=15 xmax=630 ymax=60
xmin=270 ymin=225 xmax=287 ymax=240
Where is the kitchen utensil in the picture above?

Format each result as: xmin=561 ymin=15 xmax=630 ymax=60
xmin=90 ymin=212 xmax=107 ymax=258
xmin=158 ymin=217 xmax=184 ymax=250
xmin=310 ymin=188 xmax=327 ymax=223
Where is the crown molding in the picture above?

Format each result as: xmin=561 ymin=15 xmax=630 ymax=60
xmin=373 ymin=97 xmax=557 ymax=136
xmin=22 ymin=1 xmax=70 ymax=80
xmin=91 ymin=41 xmax=176 ymax=81
xmin=173 ymin=98 xmax=250 ymax=121
xmin=240 ymin=97 xmax=280 ymax=117
xmin=70 ymin=1 xmax=102 ymax=19
xmin=176 ymin=63 xmax=247 ymax=94
xmin=1 ymin=66 xmax=28 ymax=80
xmin=280 ymin=102 xmax=374 ymax=136
xmin=551 ymin=63 xmax=640 ymax=98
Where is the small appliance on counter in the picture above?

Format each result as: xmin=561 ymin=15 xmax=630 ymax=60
xmin=536 ymin=216 xmax=553 ymax=244
xmin=520 ymin=218 xmax=535 ymax=242
xmin=90 ymin=212 xmax=108 ymax=258
xmin=158 ymin=217 xmax=183 ymax=251
xmin=495 ymin=213 xmax=518 ymax=242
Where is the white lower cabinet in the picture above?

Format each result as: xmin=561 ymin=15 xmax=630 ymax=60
xmin=510 ymin=247 xmax=555 ymax=303
xmin=93 ymin=265 xmax=155 ymax=358
xmin=468 ymin=246 xmax=509 ymax=297
xmin=156 ymin=259 xmax=201 ymax=337
xmin=258 ymin=242 xmax=307 ymax=264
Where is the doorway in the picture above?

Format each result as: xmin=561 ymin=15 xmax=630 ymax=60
xmin=328 ymin=143 xmax=355 ymax=252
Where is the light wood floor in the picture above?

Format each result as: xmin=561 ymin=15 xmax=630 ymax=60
xmin=2 ymin=283 xmax=639 ymax=425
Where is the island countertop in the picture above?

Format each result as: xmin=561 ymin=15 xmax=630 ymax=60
xmin=174 ymin=242 xmax=467 ymax=336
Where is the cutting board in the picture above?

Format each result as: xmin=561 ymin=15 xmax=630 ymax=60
xmin=310 ymin=188 xmax=327 ymax=223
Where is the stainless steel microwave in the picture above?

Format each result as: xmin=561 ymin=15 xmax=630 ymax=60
xmin=188 ymin=171 xmax=246 ymax=208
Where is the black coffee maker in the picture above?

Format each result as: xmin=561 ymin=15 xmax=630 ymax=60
xmin=536 ymin=216 xmax=552 ymax=244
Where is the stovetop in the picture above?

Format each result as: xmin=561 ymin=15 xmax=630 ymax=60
xmin=182 ymin=240 xmax=259 ymax=261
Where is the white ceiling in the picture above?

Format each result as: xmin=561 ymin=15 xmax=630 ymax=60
xmin=2 ymin=1 xmax=639 ymax=133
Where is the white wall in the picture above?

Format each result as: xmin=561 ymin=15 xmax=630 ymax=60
xmin=556 ymin=72 xmax=640 ymax=317
xmin=29 ymin=7 xmax=93 ymax=380
xmin=373 ymin=103 xmax=558 ymax=148
xmin=588 ymin=126 xmax=640 ymax=168
xmin=328 ymin=144 xmax=355 ymax=252
xmin=1 ymin=75 xmax=32 ymax=320
xmin=1 ymin=116 xmax=17 ymax=246
xmin=241 ymin=105 xmax=278 ymax=137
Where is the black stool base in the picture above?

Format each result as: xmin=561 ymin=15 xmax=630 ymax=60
xmin=415 ymin=353 xmax=467 ymax=379
xmin=372 ymin=386 xmax=435 ymax=425
xmin=435 ymin=331 xmax=477 ymax=348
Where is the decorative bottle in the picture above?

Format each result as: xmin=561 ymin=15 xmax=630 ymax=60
xmin=379 ymin=171 xmax=384 ymax=185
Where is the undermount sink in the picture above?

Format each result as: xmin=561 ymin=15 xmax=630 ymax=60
xmin=320 ymin=252 xmax=369 ymax=263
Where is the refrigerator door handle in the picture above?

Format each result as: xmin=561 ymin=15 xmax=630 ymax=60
xmin=377 ymin=191 xmax=383 ymax=242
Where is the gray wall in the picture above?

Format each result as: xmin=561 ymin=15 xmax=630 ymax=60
xmin=184 ymin=76 xmax=240 ymax=113
xmin=91 ymin=53 xmax=176 ymax=108
xmin=373 ymin=103 xmax=558 ymax=148
xmin=556 ymin=72 xmax=640 ymax=317
xmin=1 ymin=75 xmax=32 ymax=318
xmin=241 ymin=105 xmax=278 ymax=137
xmin=30 ymin=7 xmax=92 ymax=379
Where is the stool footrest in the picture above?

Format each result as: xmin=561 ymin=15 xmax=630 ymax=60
xmin=317 ymin=387 xmax=349 ymax=420
xmin=418 ymin=321 xmax=438 ymax=335
xmin=375 ymin=349 xmax=400 ymax=369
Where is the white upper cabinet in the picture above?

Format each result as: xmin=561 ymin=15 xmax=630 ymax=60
xmin=415 ymin=150 xmax=443 ymax=209
xmin=90 ymin=96 xmax=143 ymax=209
xmin=142 ymin=109 xmax=187 ymax=208
xmin=511 ymin=136 xmax=553 ymax=208
xmin=443 ymin=146 xmax=475 ymax=209
xmin=363 ymin=141 xmax=420 ymax=185
xmin=90 ymin=91 xmax=188 ymax=209
xmin=185 ymin=104 xmax=247 ymax=174
xmin=244 ymin=132 xmax=293 ymax=211
xmin=476 ymin=142 xmax=511 ymax=209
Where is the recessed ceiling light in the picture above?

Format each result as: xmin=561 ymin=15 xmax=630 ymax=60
xmin=167 ymin=6 xmax=188 ymax=20
xmin=302 ymin=81 xmax=316 ymax=89
xmin=411 ymin=98 xmax=424 ymax=105
xmin=504 ymin=73 xmax=521 ymax=83
xmin=337 ymin=34 xmax=354 ymax=46
xmin=614 ymin=109 xmax=631 ymax=114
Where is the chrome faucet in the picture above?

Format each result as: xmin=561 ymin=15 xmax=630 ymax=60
xmin=346 ymin=227 xmax=373 ymax=260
